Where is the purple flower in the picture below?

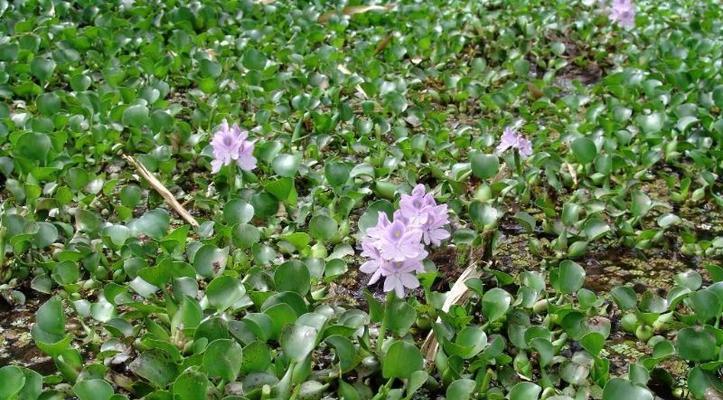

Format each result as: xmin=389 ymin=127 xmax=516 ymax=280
xmin=364 ymin=211 xmax=393 ymax=243
xmin=376 ymin=219 xmax=427 ymax=262
xmin=396 ymin=184 xmax=451 ymax=246
xmin=382 ymin=259 xmax=424 ymax=298
xmin=420 ymin=204 xmax=451 ymax=246
xmin=609 ymin=0 xmax=635 ymax=28
xmin=496 ymin=127 xmax=533 ymax=157
xmin=359 ymin=240 xmax=386 ymax=285
xmin=359 ymin=239 xmax=424 ymax=298
xmin=210 ymin=120 xmax=257 ymax=173
xmin=358 ymin=186 xmax=451 ymax=297
xmin=397 ymin=184 xmax=436 ymax=225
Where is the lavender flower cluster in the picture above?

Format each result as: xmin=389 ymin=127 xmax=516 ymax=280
xmin=359 ymin=185 xmax=450 ymax=298
xmin=210 ymin=120 xmax=257 ymax=173
xmin=605 ymin=0 xmax=635 ymax=28
xmin=496 ymin=126 xmax=532 ymax=157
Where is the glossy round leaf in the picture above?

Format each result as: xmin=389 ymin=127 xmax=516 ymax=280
xmin=73 ymin=379 xmax=114 ymax=400
xmin=274 ymin=261 xmax=311 ymax=295
xmin=206 ymin=276 xmax=246 ymax=311
xmin=556 ymin=260 xmax=585 ymax=294
xmin=0 ymin=366 xmax=25 ymax=400
xmin=675 ymin=327 xmax=716 ymax=361
xmin=309 ymin=215 xmax=338 ymax=241
xmin=482 ymin=288 xmax=512 ymax=322
xmin=280 ymin=325 xmax=318 ymax=362
xmin=382 ymin=341 xmax=423 ymax=379
xmin=509 ymin=382 xmax=541 ymax=400
xmin=570 ymin=137 xmax=597 ymax=164
xmin=446 ymin=379 xmax=476 ymax=400
xmin=602 ymin=378 xmax=653 ymax=400
xmin=202 ymin=339 xmax=243 ymax=381
xmin=172 ymin=369 xmax=209 ymax=400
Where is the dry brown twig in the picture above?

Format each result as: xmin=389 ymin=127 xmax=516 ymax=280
xmin=122 ymin=154 xmax=199 ymax=228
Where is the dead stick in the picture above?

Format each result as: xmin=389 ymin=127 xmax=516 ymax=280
xmin=122 ymin=154 xmax=199 ymax=228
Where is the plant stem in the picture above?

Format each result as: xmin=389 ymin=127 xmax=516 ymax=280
xmin=376 ymin=292 xmax=394 ymax=356
xmin=0 ymin=224 xmax=6 ymax=283
xmin=370 ymin=378 xmax=395 ymax=400
xmin=513 ymin=149 xmax=523 ymax=177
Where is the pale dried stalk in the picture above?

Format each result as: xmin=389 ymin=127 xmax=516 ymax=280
xmin=421 ymin=262 xmax=483 ymax=363
xmin=122 ymin=154 xmax=199 ymax=228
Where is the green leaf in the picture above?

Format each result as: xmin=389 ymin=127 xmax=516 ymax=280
xmin=172 ymin=368 xmax=209 ymax=400
xmin=446 ymin=379 xmax=476 ymax=400
xmin=324 ymin=258 xmax=348 ymax=280
xmin=358 ymin=201 xmax=394 ymax=233
xmin=325 ymin=335 xmax=358 ymax=373
xmin=688 ymin=287 xmax=722 ymax=323
xmin=675 ymin=327 xmax=716 ymax=361
xmin=274 ymin=261 xmax=310 ymax=295
xmin=206 ymin=276 xmax=246 ymax=312
xmin=223 ymin=199 xmax=254 ymax=225
xmin=30 ymin=57 xmax=56 ymax=81
xmin=272 ymin=153 xmax=301 ymax=177
xmin=325 ymin=161 xmax=352 ymax=188
xmin=385 ymin=297 xmax=416 ymax=337
xmin=16 ymin=132 xmax=51 ymax=162
xmin=675 ymin=270 xmax=702 ymax=291
xmin=657 ymin=213 xmax=681 ymax=228
xmin=637 ymin=113 xmax=664 ymax=135
xmin=450 ymin=326 xmax=487 ymax=359
xmin=529 ymin=338 xmax=554 ymax=367
xmin=250 ymin=191 xmax=279 ymax=219
xmin=242 ymin=49 xmax=267 ymax=70
xmin=309 ymin=215 xmax=338 ymax=241
xmin=280 ymin=325 xmax=318 ymax=362
xmin=583 ymin=219 xmax=610 ymax=242
xmin=129 ymin=350 xmax=178 ymax=388
xmin=122 ymin=104 xmax=150 ymax=127
xmin=232 ymin=224 xmax=261 ymax=249
xmin=37 ymin=92 xmax=61 ymax=115
xmin=555 ymin=260 xmax=585 ymax=294
xmin=482 ymin=288 xmax=512 ymax=322
xmin=31 ymin=297 xmax=70 ymax=357
xmin=611 ymin=286 xmax=638 ymax=310
xmin=73 ymin=379 xmax=114 ymax=400
xmin=571 ymin=137 xmax=597 ymax=164
xmin=580 ymin=332 xmax=605 ymax=356
xmin=631 ymin=191 xmax=652 ymax=218
xmin=128 ymin=209 xmax=170 ymax=240
xmin=382 ymin=341 xmax=423 ymax=379
xmin=688 ymin=366 xmax=723 ymax=400
xmin=0 ymin=366 xmax=25 ymax=400
xmin=509 ymin=382 xmax=541 ymax=400
xmin=241 ymin=341 xmax=272 ymax=373
xmin=202 ymin=339 xmax=243 ymax=382
xmin=120 ymin=185 xmax=142 ymax=207
xmin=17 ymin=368 xmax=42 ymax=400
xmin=193 ymin=244 xmax=228 ymax=278
xmin=469 ymin=201 xmax=500 ymax=229
xmin=602 ymin=378 xmax=653 ymax=400
xmin=406 ymin=370 xmax=429 ymax=398
xmin=470 ymin=152 xmax=500 ymax=179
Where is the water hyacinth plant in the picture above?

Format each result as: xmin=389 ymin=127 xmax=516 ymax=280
xmin=0 ymin=0 xmax=721 ymax=399
xmin=209 ymin=120 xmax=257 ymax=173
xmin=360 ymin=185 xmax=450 ymax=298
